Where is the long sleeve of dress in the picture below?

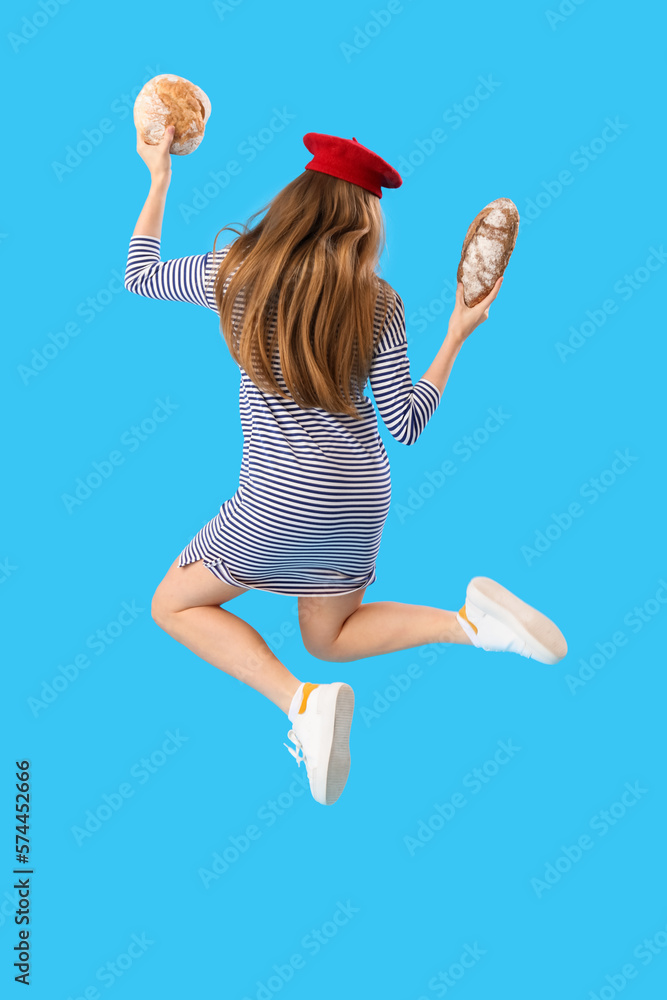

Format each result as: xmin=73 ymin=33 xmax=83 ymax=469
xmin=368 ymin=292 xmax=441 ymax=445
xmin=124 ymin=235 xmax=229 ymax=310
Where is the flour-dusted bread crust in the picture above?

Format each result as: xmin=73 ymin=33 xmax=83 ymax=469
xmin=134 ymin=74 xmax=211 ymax=156
xmin=457 ymin=198 xmax=519 ymax=307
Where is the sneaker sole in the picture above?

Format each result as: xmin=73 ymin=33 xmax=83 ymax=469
xmin=315 ymin=683 xmax=354 ymax=805
xmin=467 ymin=576 xmax=567 ymax=665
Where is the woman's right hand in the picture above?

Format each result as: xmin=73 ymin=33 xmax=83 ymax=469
xmin=446 ymin=276 xmax=503 ymax=345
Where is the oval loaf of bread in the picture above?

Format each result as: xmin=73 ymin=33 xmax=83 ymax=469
xmin=457 ymin=198 xmax=519 ymax=307
xmin=134 ymin=74 xmax=211 ymax=156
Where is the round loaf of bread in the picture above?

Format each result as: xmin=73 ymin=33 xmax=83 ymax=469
xmin=457 ymin=198 xmax=519 ymax=307
xmin=134 ymin=74 xmax=211 ymax=156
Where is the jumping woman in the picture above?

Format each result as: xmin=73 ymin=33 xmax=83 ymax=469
xmin=125 ymin=124 xmax=567 ymax=806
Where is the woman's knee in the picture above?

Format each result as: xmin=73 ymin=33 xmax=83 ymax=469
xmin=298 ymin=592 xmax=363 ymax=662
xmin=301 ymin=634 xmax=348 ymax=662
xmin=151 ymin=585 xmax=175 ymax=627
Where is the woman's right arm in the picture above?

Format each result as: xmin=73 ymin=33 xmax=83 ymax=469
xmin=369 ymin=278 xmax=503 ymax=446
xmin=368 ymin=294 xmax=442 ymax=446
xmin=421 ymin=277 xmax=504 ymax=395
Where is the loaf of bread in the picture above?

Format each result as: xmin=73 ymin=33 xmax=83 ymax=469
xmin=457 ymin=198 xmax=519 ymax=307
xmin=134 ymin=74 xmax=211 ymax=156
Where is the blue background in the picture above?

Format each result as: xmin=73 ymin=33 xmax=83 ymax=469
xmin=3 ymin=0 xmax=666 ymax=997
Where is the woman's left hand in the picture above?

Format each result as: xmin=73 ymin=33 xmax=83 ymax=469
xmin=136 ymin=124 xmax=175 ymax=181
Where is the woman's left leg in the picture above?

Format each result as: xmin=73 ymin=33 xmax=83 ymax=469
xmin=298 ymin=582 xmax=567 ymax=666
xmin=151 ymin=557 xmax=302 ymax=714
xmin=298 ymin=589 xmax=471 ymax=663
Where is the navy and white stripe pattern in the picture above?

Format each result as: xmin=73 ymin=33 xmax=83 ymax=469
xmin=125 ymin=235 xmax=441 ymax=595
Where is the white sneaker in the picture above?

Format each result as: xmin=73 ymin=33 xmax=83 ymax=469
xmin=456 ymin=576 xmax=567 ymax=665
xmin=283 ymin=682 xmax=354 ymax=805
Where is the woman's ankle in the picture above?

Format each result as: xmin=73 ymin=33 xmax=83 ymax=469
xmin=282 ymin=679 xmax=304 ymax=718
xmin=450 ymin=617 xmax=473 ymax=645
xmin=434 ymin=611 xmax=473 ymax=645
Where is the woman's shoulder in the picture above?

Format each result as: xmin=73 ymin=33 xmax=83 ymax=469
xmin=208 ymin=240 xmax=236 ymax=264
xmin=374 ymin=276 xmax=401 ymax=306
xmin=205 ymin=240 xmax=243 ymax=298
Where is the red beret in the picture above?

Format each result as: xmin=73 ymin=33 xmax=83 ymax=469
xmin=303 ymin=132 xmax=402 ymax=199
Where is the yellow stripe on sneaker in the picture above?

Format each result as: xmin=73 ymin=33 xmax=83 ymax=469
xmin=459 ymin=604 xmax=478 ymax=635
xmin=298 ymin=682 xmax=319 ymax=714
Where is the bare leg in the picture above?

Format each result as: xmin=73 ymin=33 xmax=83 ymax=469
xmin=152 ymin=557 xmax=302 ymax=714
xmin=332 ymin=602 xmax=472 ymax=660
xmin=298 ymin=590 xmax=472 ymax=663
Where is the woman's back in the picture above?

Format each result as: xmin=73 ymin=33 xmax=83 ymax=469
xmin=125 ymin=235 xmax=442 ymax=447
xmin=124 ymin=232 xmax=442 ymax=595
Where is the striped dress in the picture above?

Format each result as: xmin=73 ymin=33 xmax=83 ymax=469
xmin=124 ymin=235 xmax=441 ymax=596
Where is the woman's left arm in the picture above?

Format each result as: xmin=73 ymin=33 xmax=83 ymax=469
xmin=125 ymin=124 xmax=227 ymax=310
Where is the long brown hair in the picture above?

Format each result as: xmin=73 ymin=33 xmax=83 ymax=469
xmin=206 ymin=169 xmax=398 ymax=419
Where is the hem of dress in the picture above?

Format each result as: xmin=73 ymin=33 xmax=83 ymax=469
xmin=178 ymin=548 xmax=376 ymax=597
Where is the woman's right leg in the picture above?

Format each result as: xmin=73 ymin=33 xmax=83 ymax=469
xmin=298 ymin=590 xmax=472 ymax=663
xmin=152 ymin=557 xmax=357 ymax=806
xmin=152 ymin=556 xmax=302 ymax=714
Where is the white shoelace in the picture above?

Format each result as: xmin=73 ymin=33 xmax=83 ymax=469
xmin=284 ymin=730 xmax=307 ymax=768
